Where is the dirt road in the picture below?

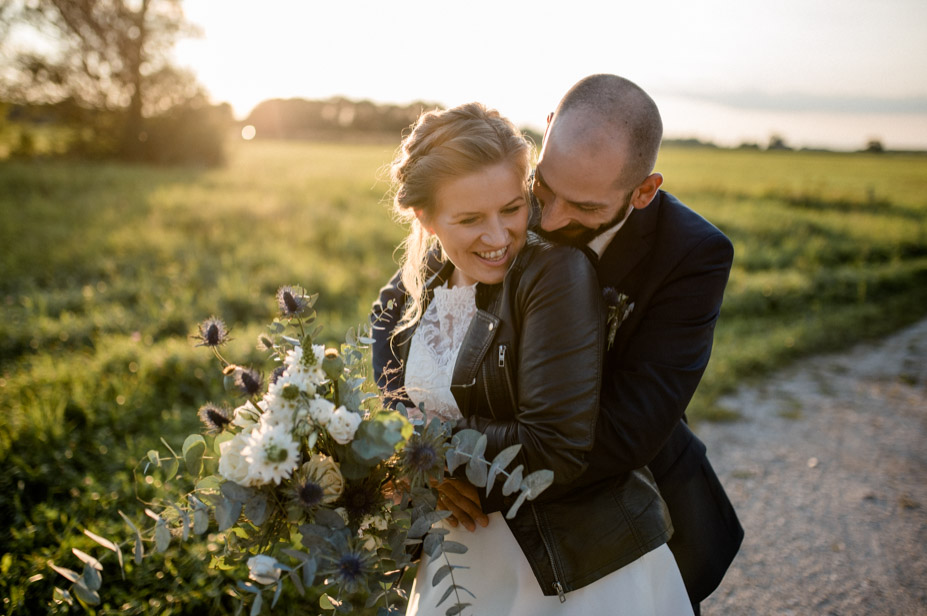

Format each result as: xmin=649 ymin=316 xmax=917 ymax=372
xmin=698 ymin=318 xmax=927 ymax=615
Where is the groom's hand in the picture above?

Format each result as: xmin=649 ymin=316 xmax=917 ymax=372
xmin=434 ymin=478 xmax=489 ymax=532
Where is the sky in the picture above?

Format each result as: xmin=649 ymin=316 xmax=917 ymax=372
xmin=173 ymin=0 xmax=927 ymax=150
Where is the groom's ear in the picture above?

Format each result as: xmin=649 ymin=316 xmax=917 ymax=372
xmin=630 ymin=173 xmax=663 ymax=210
xmin=541 ymin=112 xmax=554 ymax=144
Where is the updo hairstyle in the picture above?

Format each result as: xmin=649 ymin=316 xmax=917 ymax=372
xmin=389 ymin=102 xmax=532 ymax=331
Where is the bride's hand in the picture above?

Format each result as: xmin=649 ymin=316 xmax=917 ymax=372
xmin=433 ymin=478 xmax=489 ymax=532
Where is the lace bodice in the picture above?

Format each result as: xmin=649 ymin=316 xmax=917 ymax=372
xmin=404 ymin=282 xmax=477 ymax=421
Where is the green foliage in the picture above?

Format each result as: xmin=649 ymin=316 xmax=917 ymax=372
xmin=1 ymin=141 xmax=926 ymax=613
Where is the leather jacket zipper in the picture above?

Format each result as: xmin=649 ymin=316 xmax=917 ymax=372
xmin=531 ymin=503 xmax=566 ymax=602
xmin=498 ymin=344 xmax=518 ymax=411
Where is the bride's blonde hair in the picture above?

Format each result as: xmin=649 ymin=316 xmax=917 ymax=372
xmin=389 ymin=102 xmax=532 ymax=332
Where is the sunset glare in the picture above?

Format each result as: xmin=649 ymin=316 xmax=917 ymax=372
xmin=174 ymin=0 xmax=927 ymax=150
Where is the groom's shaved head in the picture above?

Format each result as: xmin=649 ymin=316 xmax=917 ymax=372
xmin=554 ymin=74 xmax=663 ymax=187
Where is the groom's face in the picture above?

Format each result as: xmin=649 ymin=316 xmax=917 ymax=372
xmin=533 ymin=113 xmax=639 ymax=246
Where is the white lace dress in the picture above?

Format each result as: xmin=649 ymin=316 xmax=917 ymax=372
xmin=403 ymin=282 xmax=693 ymax=616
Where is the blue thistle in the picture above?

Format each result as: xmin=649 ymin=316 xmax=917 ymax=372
xmin=234 ymin=367 xmax=263 ymax=397
xmin=197 ymin=403 xmax=231 ymax=434
xmin=276 ymin=285 xmax=310 ymax=318
xmin=193 ymin=317 xmax=230 ymax=347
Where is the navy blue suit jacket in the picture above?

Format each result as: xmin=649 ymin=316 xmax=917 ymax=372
xmin=571 ymin=190 xmax=743 ymax=603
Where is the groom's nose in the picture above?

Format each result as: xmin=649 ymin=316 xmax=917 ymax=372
xmin=539 ymin=197 xmax=570 ymax=232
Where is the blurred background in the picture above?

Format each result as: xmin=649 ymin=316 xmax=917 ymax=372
xmin=1 ymin=0 xmax=925 ymax=613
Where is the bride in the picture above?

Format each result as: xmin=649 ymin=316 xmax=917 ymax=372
xmin=371 ymin=102 xmax=692 ymax=615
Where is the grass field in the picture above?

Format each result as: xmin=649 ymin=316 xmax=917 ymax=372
xmin=1 ymin=140 xmax=926 ymax=613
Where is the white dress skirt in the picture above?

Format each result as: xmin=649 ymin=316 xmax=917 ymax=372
xmin=403 ymin=283 xmax=693 ymax=616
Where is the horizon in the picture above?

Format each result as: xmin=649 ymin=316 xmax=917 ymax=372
xmin=171 ymin=0 xmax=927 ymax=152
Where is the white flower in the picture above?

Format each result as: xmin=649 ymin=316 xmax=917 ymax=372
xmin=327 ymin=406 xmax=361 ymax=445
xmin=232 ymin=400 xmax=262 ymax=431
xmin=247 ymin=554 xmax=281 ymax=585
xmin=218 ymin=432 xmax=255 ymax=486
xmin=283 ymin=345 xmax=327 ymax=390
xmin=308 ymin=397 xmax=335 ymax=427
xmin=242 ymin=422 xmax=300 ymax=485
xmin=359 ymin=513 xmax=388 ymax=533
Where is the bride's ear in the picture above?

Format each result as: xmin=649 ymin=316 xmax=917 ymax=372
xmin=414 ymin=209 xmax=433 ymax=235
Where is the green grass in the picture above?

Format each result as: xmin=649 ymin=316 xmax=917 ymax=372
xmin=1 ymin=141 xmax=926 ymax=613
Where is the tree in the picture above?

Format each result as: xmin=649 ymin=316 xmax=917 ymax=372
xmin=2 ymin=0 xmax=224 ymax=163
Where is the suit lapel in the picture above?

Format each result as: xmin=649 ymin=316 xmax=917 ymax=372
xmin=596 ymin=194 xmax=661 ymax=286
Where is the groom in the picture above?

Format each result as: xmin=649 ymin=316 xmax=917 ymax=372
xmin=443 ymin=74 xmax=743 ymax=612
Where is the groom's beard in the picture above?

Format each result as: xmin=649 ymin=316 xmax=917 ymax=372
xmin=537 ymin=198 xmax=632 ymax=248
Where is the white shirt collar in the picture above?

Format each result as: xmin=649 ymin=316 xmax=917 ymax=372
xmin=587 ymin=207 xmax=634 ymax=257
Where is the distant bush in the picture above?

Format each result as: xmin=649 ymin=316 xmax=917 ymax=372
xmin=138 ymin=102 xmax=232 ymax=167
xmin=1 ymin=99 xmax=232 ymax=167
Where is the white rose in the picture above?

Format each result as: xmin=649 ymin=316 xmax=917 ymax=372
xmin=232 ymin=401 xmax=261 ymax=430
xmin=218 ymin=432 xmax=254 ymax=486
xmin=247 ymin=554 xmax=281 ymax=585
xmin=308 ymin=397 xmax=335 ymax=427
xmin=327 ymin=406 xmax=361 ymax=445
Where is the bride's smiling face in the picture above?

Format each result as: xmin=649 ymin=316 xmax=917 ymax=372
xmin=418 ymin=162 xmax=529 ymax=288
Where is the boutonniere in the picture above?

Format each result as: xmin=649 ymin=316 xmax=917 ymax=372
xmin=603 ymin=287 xmax=635 ymax=350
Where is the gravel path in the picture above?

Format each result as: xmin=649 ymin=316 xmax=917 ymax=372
xmin=698 ymin=318 xmax=927 ymax=616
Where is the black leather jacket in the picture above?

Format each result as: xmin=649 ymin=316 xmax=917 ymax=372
xmin=371 ymin=233 xmax=672 ymax=598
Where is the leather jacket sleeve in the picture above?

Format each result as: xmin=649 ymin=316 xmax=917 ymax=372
xmin=459 ymin=242 xmax=606 ymax=489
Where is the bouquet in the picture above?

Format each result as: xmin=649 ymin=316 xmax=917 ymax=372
xmin=50 ymin=286 xmax=553 ymax=615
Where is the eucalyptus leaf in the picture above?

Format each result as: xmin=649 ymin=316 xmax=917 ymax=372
xmin=446 ymin=603 xmax=473 ymax=615
xmin=287 ymin=568 xmax=305 ymax=596
xmin=423 ymin=532 xmax=442 ymax=557
xmin=272 ymin=578 xmax=284 ymax=608
xmin=521 ymin=469 xmax=555 ymax=499
xmin=162 ymin=456 xmax=180 ymax=481
xmin=501 ymin=464 xmax=524 ymax=496
xmin=431 ymin=564 xmax=455 ymax=587
xmin=302 ymin=556 xmax=318 ymax=587
xmin=250 ymin=591 xmax=263 ymax=616
xmin=215 ymin=497 xmax=242 ymax=531
xmin=71 ymin=548 xmax=102 ymax=571
xmin=505 ymin=490 xmax=530 ymax=519
xmin=154 ymin=519 xmax=171 ymax=553
xmin=465 ymin=454 xmax=488 ymax=487
xmin=212 ymin=432 xmax=234 ymax=455
xmin=221 ymin=480 xmax=254 ymax=503
xmin=196 ymin=474 xmax=222 ymax=492
xmin=314 ymin=507 xmax=347 ymax=529
xmin=182 ymin=434 xmax=207 ymax=476
xmin=281 ymin=548 xmax=309 ymax=563
xmin=82 ymin=529 xmax=117 ymax=553
xmin=237 ymin=580 xmax=260 ymax=594
xmin=118 ymin=511 xmax=144 ymax=564
xmin=436 ymin=583 xmax=457 ymax=607
xmin=146 ymin=449 xmax=160 ymax=468
xmin=114 ymin=543 xmax=125 ymax=579
xmin=244 ymin=494 xmax=269 ymax=526
xmin=486 ymin=444 xmax=521 ymax=495
xmin=48 ymin=563 xmax=80 ymax=583
xmin=71 ymin=578 xmax=100 ymax=606
xmin=171 ymin=503 xmax=191 ymax=541
xmin=81 ymin=562 xmax=102 ymax=592
xmin=445 ymin=447 xmax=469 ymax=475
xmin=441 ymin=541 xmax=467 ymax=554
xmin=52 ymin=587 xmax=73 ymax=606
xmin=193 ymin=506 xmax=209 ymax=535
